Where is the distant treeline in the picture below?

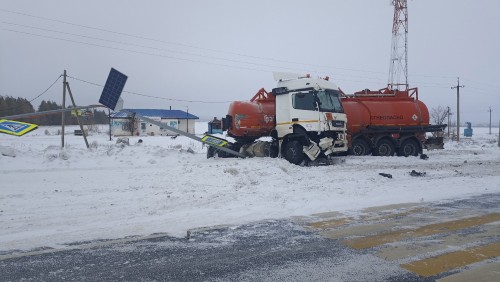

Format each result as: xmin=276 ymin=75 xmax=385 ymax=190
xmin=0 ymin=96 xmax=109 ymax=125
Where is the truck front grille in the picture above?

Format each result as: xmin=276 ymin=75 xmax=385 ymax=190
xmin=332 ymin=120 xmax=345 ymax=128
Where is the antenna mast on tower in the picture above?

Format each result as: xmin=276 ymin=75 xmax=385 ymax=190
xmin=388 ymin=0 xmax=409 ymax=91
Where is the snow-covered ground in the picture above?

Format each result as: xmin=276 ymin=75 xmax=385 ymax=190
xmin=1 ymin=123 xmax=499 ymax=252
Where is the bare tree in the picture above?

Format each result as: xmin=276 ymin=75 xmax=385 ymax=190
xmin=122 ymin=112 xmax=138 ymax=136
xmin=431 ymin=105 xmax=448 ymax=125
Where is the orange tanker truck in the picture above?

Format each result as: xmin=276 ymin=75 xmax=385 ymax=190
xmin=341 ymin=87 xmax=445 ymax=156
xmin=208 ymin=73 xmax=445 ymax=165
xmin=212 ymin=73 xmax=349 ymax=165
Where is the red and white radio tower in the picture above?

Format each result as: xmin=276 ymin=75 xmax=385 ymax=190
xmin=388 ymin=0 xmax=408 ymax=91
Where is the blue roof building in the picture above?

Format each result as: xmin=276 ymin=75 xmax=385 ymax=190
xmin=110 ymin=109 xmax=199 ymax=136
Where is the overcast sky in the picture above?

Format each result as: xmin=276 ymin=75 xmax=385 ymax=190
xmin=1 ymin=0 xmax=499 ymax=124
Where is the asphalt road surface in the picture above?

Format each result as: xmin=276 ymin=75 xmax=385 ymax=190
xmin=1 ymin=193 xmax=499 ymax=281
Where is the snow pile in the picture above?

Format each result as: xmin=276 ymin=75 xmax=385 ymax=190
xmin=0 ymin=146 xmax=16 ymax=158
xmin=0 ymin=124 xmax=499 ymax=252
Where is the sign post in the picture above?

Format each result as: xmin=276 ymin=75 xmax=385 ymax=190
xmin=98 ymin=68 xmax=246 ymax=158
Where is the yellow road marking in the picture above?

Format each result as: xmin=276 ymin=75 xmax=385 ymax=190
xmin=322 ymin=222 xmax=402 ymax=240
xmin=310 ymin=211 xmax=344 ymax=218
xmin=307 ymin=218 xmax=350 ymax=229
xmin=343 ymin=213 xmax=500 ymax=249
xmin=321 ymin=214 xmax=438 ymax=240
xmin=435 ymin=261 xmax=500 ymax=282
xmin=401 ymin=242 xmax=500 ymax=277
xmin=377 ymin=224 xmax=500 ymax=261
xmin=359 ymin=207 xmax=430 ymax=222
xmin=362 ymin=202 xmax=420 ymax=213
xmin=309 ymin=205 xmax=430 ymax=233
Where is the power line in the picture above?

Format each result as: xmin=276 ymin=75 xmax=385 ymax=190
xmin=0 ymin=21 xmax=310 ymax=73
xmin=1 ymin=23 xmax=407 ymax=90
xmin=0 ymin=23 xmax=390 ymax=80
xmin=0 ymin=74 xmax=62 ymax=113
xmin=417 ymin=85 xmax=452 ymax=90
xmin=2 ymin=26 xmax=458 ymax=97
xmin=3 ymin=14 xmax=486 ymax=87
xmin=2 ymin=26 xmax=476 ymax=90
xmin=3 ymin=9 xmax=498 ymax=95
xmin=3 ymin=8 xmax=498 ymax=90
xmin=66 ymin=75 xmax=233 ymax=104
xmin=1 ymin=25 xmax=405 ymax=87
xmin=1 ymin=21 xmax=168 ymax=51
xmin=1 ymin=28 xmax=282 ymax=73
xmin=461 ymin=78 xmax=500 ymax=91
xmin=2 ymin=24 xmax=404 ymax=87
xmin=0 ymin=8 xmax=394 ymax=76
xmin=27 ymin=74 xmax=62 ymax=103
xmin=0 ymin=8 xmax=281 ymax=60
xmin=458 ymin=84 xmax=498 ymax=95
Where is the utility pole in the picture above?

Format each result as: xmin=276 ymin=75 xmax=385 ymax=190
xmin=62 ymin=70 xmax=67 ymax=148
xmin=65 ymin=81 xmax=90 ymax=149
xmin=61 ymin=70 xmax=90 ymax=149
xmin=488 ymin=107 xmax=492 ymax=134
xmin=186 ymin=106 xmax=189 ymax=134
xmin=108 ymin=109 xmax=112 ymax=141
xmin=447 ymin=106 xmax=451 ymax=138
xmin=451 ymin=77 xmax=464 ymax=142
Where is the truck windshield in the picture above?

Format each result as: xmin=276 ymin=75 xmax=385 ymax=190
xmin=316 ymin=90 xmax=344 ymax=113
xmin=291 ymin=90 xmax=344 ymax=113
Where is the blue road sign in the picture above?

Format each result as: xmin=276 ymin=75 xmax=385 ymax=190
xmin=0 ymin=119 xmax=38 ymax=136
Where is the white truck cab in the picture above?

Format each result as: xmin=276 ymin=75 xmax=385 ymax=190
xmin=272 ymin=73 xmax=348 ymax=164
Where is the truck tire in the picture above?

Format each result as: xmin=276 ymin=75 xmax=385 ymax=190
xmin=398 ymin=139 xmax=420 ymax=157
xmin=283 ymin=140 xmax=305 ymax=165
xmin=207 ymin=146 xmax=216 ymax=158
xmin=350 ymin=139 xmax=371 ymax=156
xmin=269 ymin=141 xmax=279 ymax=158
xmin=373 ymin=139 xmax=395 ymax=156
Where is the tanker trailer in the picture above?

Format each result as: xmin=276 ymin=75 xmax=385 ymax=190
xmin=341 ymin=88 xmax=446 ymax=156
xmin=208 ymin=73 xmax=349 ymax=165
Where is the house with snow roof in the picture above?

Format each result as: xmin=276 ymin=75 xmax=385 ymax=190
xmin=110 ymin=109 xmax=199 ymax=136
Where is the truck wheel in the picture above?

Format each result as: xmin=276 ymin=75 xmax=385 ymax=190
xmin=283 ymin=140 xmax=305 ymax=165
xmin=269 ymin=141 xmax=279 ymax=158
xmin=398 ymin=139 xmax=420 ymax=157
xmin=207 ymin=146 xmax=217 ymax=158
xmin=350 ymin=139 xmax=371 ymax=156
xmin=373 ymin=139 xmax=395 ymax=156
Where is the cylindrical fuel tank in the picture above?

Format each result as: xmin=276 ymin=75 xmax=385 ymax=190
xmin=341 ymin=96 xmax=430 ymax=135
xmin=226 ymin=99 xmax=275 ymax=139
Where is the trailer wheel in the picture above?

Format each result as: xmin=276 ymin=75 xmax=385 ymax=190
xmin=398 ymin=139 xmax=420 ymax=157
xmin=373 ymin=139 xmax=395 ymax=156
xmin=283 ymin=140 xmax=305 ymax=165
xmin=350 ymin=139 xmax=371 ymax=156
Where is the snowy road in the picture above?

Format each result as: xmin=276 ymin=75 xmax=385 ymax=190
xmin=1 ymin=193 xmax=498 ymax=281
